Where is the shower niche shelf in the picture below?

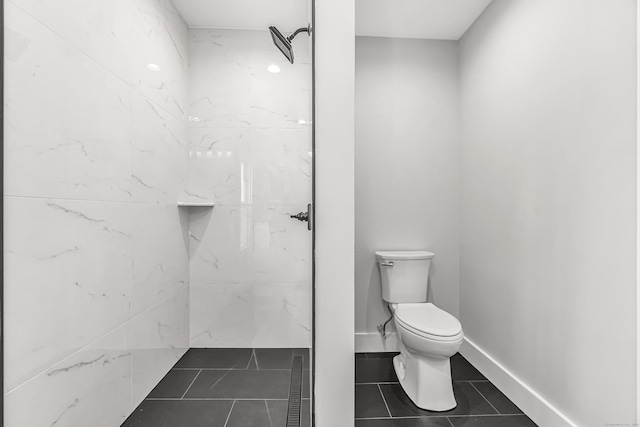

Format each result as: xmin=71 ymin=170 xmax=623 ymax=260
xmin=177 ymin=201 xmax=215 ymax=208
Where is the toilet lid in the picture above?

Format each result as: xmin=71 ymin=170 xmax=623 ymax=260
xmin=395 ymin=303 xmax=462 ymax=338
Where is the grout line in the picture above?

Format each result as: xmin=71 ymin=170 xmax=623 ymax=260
xmin=254 ymin=349 xmax=260 ymax=370
xmin=223 ymin=400 xmax=236 ymax=427
xmin=4 ymin=322 xmax=133 ymax=395
xmin=355 ymin=416 xmax=451 ymax=421
xmin=181 ymin=370 xmax=202 ymax=399
xmin=446 ymin=416 xmax=455 ymax=427
xmin=265 ymin=400 xmax=274 ymax=427
xmin=172 ymin=368 xmax=291 ymax=371
xmin=469 ymin=381 xmax=500 ymax=415
xmin=355 ymin=414 xmax=525 ymax=420
xmin=246 ymin=349 xmax=256 ymax=370
xmin=205 ymin=369 xmax=233 ymax=392
xmin=377 ymin=384 xmax=392 ymax=418
xmin=147 ymin=397 xmax=290 ymax=401
xmin=355 ymin=382 xmax=400 ymax=385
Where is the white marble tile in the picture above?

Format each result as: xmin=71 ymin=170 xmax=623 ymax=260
xmin=188 ymin=28 xmax=311 ymax=129
xmin=189 ymin=205 xmax=255 ymax=285
xmin=188 ymin=128 xmax=311 ymax=206
xmin=190 ymin=283 xmax=256 ymax=347
xmin=188 ymin=29 xmax=255 ymax=129
xmin=131 ymin=0 xmax=188 ymax=121
xmin=250 ymin=128 xmax=312 ymax=206
xmin=8 ymin=0 xmax=135 ymax=83
xmin=4 ymin=197 xmax=132 ymax=390
xmin=132 ymin=93 xmax=188 ymax=203
xmin=248 ymin=61 xmax=312 ymax=129
xmin=189 ymin=205 xmax=311 ymax=285
xmin=190 ymin=282 xmax=311 ymax=348
xmin=253 ymin=282 xmax=312 ymax=347
xmin=4 ymin=4 xmax=133 ymax=201
xmin=5 ymin=323 xmax=132 ymax=427
xmin=132 ymin=287 xmax=189 ymax=405
xmin=252 ymin=205 xmax=312 ymax=283
xmin=188 ymin=127 xmax=250 ymax=205
xmin=131 ymin=204 xmax=189 ymax=316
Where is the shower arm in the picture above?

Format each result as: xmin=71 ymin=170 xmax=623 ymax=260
xmin=286 ymin=25 xmax=311 ymax=43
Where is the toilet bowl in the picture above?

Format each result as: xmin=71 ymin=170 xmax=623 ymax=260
xmin=392 ymin=302 xmax=463 ymax=411
xmin=375 ymin=250 xmax=463 ymax=411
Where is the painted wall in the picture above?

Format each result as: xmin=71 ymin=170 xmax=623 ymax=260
xmin=3 ymin=0 xmax=190 ymax=425
xmin=459 ymin=1 xmax=637 ymax=425
xmin=314 ymin=0 xmax=356 ymax=423
xmin=355 ymin=37 xmax=460 ymax=351
xmin=186 ymin=28 xmax=312 ymax=348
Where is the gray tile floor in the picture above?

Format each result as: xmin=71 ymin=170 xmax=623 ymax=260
xmin=123 ymin=348 xmax=310 ymax=427
xmin=355 ymin=353 xmax=538 ymax=427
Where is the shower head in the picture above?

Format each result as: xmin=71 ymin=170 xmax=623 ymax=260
xmin=269 ymin=25 xmax=310 ymax=64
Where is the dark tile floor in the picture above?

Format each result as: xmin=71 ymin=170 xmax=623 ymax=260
xmin=123 ymin=348 xmax=310 ymax=427
xmin=355 ymin=352 xmax=538 ymax=427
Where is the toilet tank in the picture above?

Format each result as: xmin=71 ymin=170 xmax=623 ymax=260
xmin=375 ymin=251 xmax=435 ymax=303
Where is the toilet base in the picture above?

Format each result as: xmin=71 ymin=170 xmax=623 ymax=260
xmin=393 ymin=351 xmax=457 ymax=411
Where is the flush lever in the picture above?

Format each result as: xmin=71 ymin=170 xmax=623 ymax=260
xmin=380 ymin=261 xmax=394 ymax=267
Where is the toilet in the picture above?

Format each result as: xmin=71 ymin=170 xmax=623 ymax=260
xmin=375 ymin=250 xmax=463 ymax=411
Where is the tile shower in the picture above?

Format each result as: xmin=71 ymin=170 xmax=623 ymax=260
xmin=3 ymin=1 xmax=312 ymax=425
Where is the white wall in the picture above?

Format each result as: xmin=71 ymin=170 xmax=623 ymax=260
xmin=355 ymin=37 xmax=460 ymax=351
xmin=4 ymin=0 xmax=190 ymax=425
xmin=459 ymin=1 xmax=637 ymax=425
xmin=314 ymin=0 xmax=356 ymax=424
xmin=186 ymin=28 xmax=312 ymax=348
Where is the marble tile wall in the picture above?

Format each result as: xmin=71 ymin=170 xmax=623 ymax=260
xmin=4 ymin=1 xmax=190 ymax=425
xmin=187 ymin=29 xmax=312 ymax=348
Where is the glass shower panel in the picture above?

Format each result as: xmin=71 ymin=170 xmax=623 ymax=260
xmin=187 ymin=28 xmax=313 ymax=350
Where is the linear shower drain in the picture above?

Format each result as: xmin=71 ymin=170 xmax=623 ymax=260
xmin=286 ymin=356 xmax=304 ymax=427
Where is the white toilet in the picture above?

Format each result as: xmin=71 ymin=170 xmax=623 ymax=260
xmin=375 ymin=250 xmax=463 ymax=411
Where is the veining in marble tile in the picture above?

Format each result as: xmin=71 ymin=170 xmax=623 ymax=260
xmin=252 ymin=205 xmax=311 ymax=284
xmin=4 ymin=3 xmax=133 ymax=201
xmin=131 ymin=204 xmax=189 ymax=316
xmin=190 ymin=283 xmax=256 ymax=347
xmin=9 ymin=0 xmax=135 ymax=83
xmin=250 ymin=128 xmax=312 ymax=206
xmin=253 ymin=282 xmax=311 ymax=347
xmin=5 ymin=323 xmax=132 ymax=427
xmin=188 ymin=28 xmax=311 ymax=130
xmin=188 ymin=127 xmax=250 ymax=205
xmin=132 ymin=93 xmax=188 ymax=203
xmin=189 ymin=205 xmax=255 ymax=285
xmin=131 ymin=0 xmax=188 ymax=121
xmin=4 ymin=197 xmax=133 ymax=390
xmin=132 ymin=287 xmax=190 ymax=405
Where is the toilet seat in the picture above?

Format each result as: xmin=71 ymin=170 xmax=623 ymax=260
xmin=395 ymin=303 xmax=462 ymax=341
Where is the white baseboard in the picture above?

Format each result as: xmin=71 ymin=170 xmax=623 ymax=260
xmin=459 ymin=337 xmax=577 ymax=427
xmin=355 ymin=332 xmax=400 ymax=353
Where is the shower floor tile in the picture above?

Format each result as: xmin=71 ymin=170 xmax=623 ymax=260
xmin=122 ymin=348 xmax=310 ymax=427
xmin=355 ymin=352 xmax=538 ymax=427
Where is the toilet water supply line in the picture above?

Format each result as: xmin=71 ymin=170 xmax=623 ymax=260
xmin=377 ymin=303 xmax=394 ymax=339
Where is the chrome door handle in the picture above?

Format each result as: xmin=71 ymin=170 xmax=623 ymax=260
xmin=380 ymin=261 xmax=394 ymax=267
xmin=290 ymin=211 xmax=309 ymax=222
xmin=290 ymin=203 xmax=312 ymax=231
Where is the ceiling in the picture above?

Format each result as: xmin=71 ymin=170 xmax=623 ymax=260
xmin=170 ymin=0 xmax=309 ymax=32
xmin=170 ymin=0 xmax=493 ymax=40
xmin=356 ymin=0 xmax=493 ymax=40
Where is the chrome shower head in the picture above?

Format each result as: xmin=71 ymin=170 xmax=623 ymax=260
xmin=269 ymin=25 xmax=310 ymax=64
